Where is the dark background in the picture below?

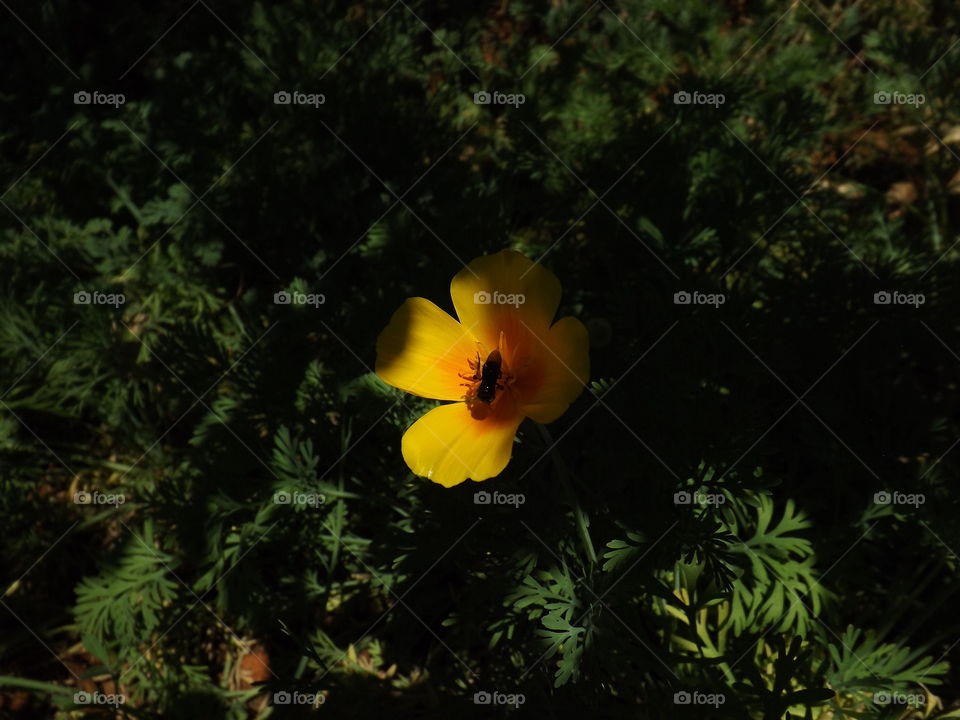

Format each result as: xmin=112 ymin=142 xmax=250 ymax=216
xmin=2 ymin=1 xmax=960 ymax=718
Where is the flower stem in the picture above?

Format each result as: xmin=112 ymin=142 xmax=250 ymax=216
xmin=535 ymin=422 xmax=597 ymax=567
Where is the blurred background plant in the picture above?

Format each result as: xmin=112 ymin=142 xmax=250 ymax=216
xmin=2 ymin=0 xmax=960 ymax=717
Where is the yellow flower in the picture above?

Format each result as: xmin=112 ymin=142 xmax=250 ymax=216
xmin=375 ymin=249 xmax=589 ymax=487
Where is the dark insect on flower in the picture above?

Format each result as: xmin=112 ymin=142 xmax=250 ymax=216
xmin=476 ymin=349 xmax=504 ymax=404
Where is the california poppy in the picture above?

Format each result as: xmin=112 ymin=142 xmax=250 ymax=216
xmin=376 ymin=250 xmax=589 ymax=487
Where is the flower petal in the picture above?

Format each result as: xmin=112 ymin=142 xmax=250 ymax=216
xmin=518 ymin=316 xmax=590 ymax=424
xmin=450 ymin=250 xmax=561 ymax=353
xmin=402 ymin=401 xmax=524 ymax=487
xmin=376 ymin=297 xmax=480 ymax=401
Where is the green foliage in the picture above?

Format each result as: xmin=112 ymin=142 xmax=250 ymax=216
xmin=3 ymin=0 xmax=960 ymax=718
xmin=75 ymin=520 xmax=180 ymax=652
xmin=505 ymin=565 xmax=588 ymax=687
xmin=725 ymin=495 xmax=831 ymax=638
